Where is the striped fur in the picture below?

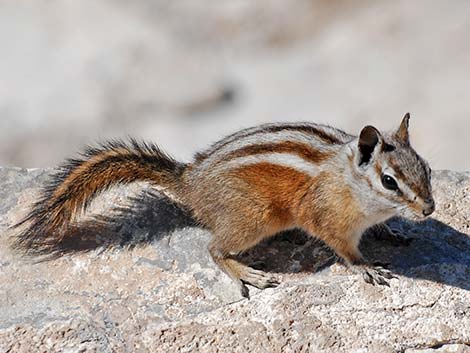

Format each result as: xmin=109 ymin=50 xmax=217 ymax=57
xmin=194 ymin=122 xmax=353 ymax=163
xmin=216 ymin=153 xmax=322 ymax=177
xmin=194 ymin=123 xmax=350 ymax=173
xmin=13 ymin=139 xmax=187 ymax=254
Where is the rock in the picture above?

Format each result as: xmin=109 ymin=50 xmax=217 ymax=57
xmin=0 ymin=168 xmax=469 ymax=352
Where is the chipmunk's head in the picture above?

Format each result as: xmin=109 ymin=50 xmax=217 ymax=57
xmin=354 ymin=113 xmax=434 ymax=221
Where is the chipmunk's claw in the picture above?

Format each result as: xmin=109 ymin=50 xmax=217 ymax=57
xmin=358 ymin=265 xmax=396 ymax=286
xmin=240 ymin=282 xmax=250 ymax=298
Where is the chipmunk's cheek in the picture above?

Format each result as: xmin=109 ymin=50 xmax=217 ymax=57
xmin=399 ymin=202 xmax=425 ymax=221
xmin=400 ymin=208 xmax=422 ymax=221
xmin=412 ymin=213 xmax=427 ymax=222
xmin=404 ymin=210 xmax=419 ymax=221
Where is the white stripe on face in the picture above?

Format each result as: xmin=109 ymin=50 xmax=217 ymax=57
xmin=215 ymin=152 xmax=320 ymax=177
xmin=372 ymin=163 xmax=419 ymax=207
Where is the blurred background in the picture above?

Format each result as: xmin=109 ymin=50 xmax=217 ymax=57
xmin=1 ymin=0 xmax=469 ymax=170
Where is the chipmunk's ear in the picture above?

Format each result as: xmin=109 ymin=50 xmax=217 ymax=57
xmin=395 ymin=113 xmax=410 ymax=145
xmin=358 ymin=125 xmax=382 ymax=166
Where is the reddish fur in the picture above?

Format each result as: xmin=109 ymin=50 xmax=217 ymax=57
xmin=232 ymin=162 xmax=311 ymax=231
xmin=52 ymin=154 xmax=177 ymax=229
xmin=297 ymin=171 xmax=365 ymax=264
xmin=199 ymin=165 xmax=365 ymax=286
xmin=52 ymin=148 xmax=128 ymax=199
xmin=221 ymin=141 xmax=333 ymax=165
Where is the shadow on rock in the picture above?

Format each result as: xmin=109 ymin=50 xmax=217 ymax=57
xmin=34 ymin=189 xmax=196 ymax=259
xmin=236 ymin=217 xmax=470 ymax=292
xmin=39 ymin=189 xmax=470 ymax=291
xmin=236 ymin=230 xmax=336 ymax=275
xmin=360 ymin=217 xmax=470 ymax=291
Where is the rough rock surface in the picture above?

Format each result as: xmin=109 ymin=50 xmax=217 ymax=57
xmin=0 ymin=167 xmax=469 ymax=352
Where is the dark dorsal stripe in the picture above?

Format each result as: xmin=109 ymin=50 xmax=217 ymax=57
xmin=220 ymin=141 xmax=333 ymax=166
xmin=195 ymin=123 xmax=346 ymax=163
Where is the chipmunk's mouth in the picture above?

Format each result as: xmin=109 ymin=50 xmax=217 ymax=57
xmin=408 ymin=213 xmax=428 ymax=222
xmin=409 ymin=207 xmax=435 ymax=222
xmin=399 ymin=196 xmax=435 ymax=222
xmin=397 ymin=205 xmax=432 ymax=222
xmin=414 ymin=199 xmax=435 ymax=220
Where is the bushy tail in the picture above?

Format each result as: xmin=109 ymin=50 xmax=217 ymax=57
xmin=12 ymin=139 xmax=187 ymax=254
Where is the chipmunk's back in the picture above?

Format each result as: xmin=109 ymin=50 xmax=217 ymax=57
xmin=192 ymin=122 xmax=354 ymax=174
xmin=181 ymin=122 xmax=354 ymax=233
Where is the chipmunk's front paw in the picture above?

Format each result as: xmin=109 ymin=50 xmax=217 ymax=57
xmin=373 ymin=223 xmax=412 ymax=246
xmin=359 ymin=264 xmax=396 ymax=286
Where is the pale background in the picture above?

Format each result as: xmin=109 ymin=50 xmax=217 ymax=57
xmin=1 ymin=0 xmax=469 ymax=170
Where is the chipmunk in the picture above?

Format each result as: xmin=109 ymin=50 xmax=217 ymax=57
xmin=13 ymin=113 xmax=434 ymax=297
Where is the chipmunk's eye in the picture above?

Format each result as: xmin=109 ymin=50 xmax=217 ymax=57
xmin=381 ymin=174 xmax=399 ymax=191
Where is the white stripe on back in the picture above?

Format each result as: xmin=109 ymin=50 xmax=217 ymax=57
xmin=201 ymin=122 xmax=353 ymax=158
xmin=198 ymin=130 xmax=334 ymax=170
xmin=215 ymin=152 xmax=320 ymax=177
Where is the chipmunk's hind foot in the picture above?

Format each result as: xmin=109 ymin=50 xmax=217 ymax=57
xmin=209 ymin=238 xmax=279 ymax=298
xmin=241 ymin=266 xmax=279 ymax=290
xmin=209 ymin=244 xmax=279 ymax=298
xmin=228 ymin=260 xmax=279 ymax=298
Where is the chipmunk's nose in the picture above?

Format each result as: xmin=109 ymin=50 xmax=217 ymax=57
xmin=422 ymin=198 xmax=435 ymax=216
